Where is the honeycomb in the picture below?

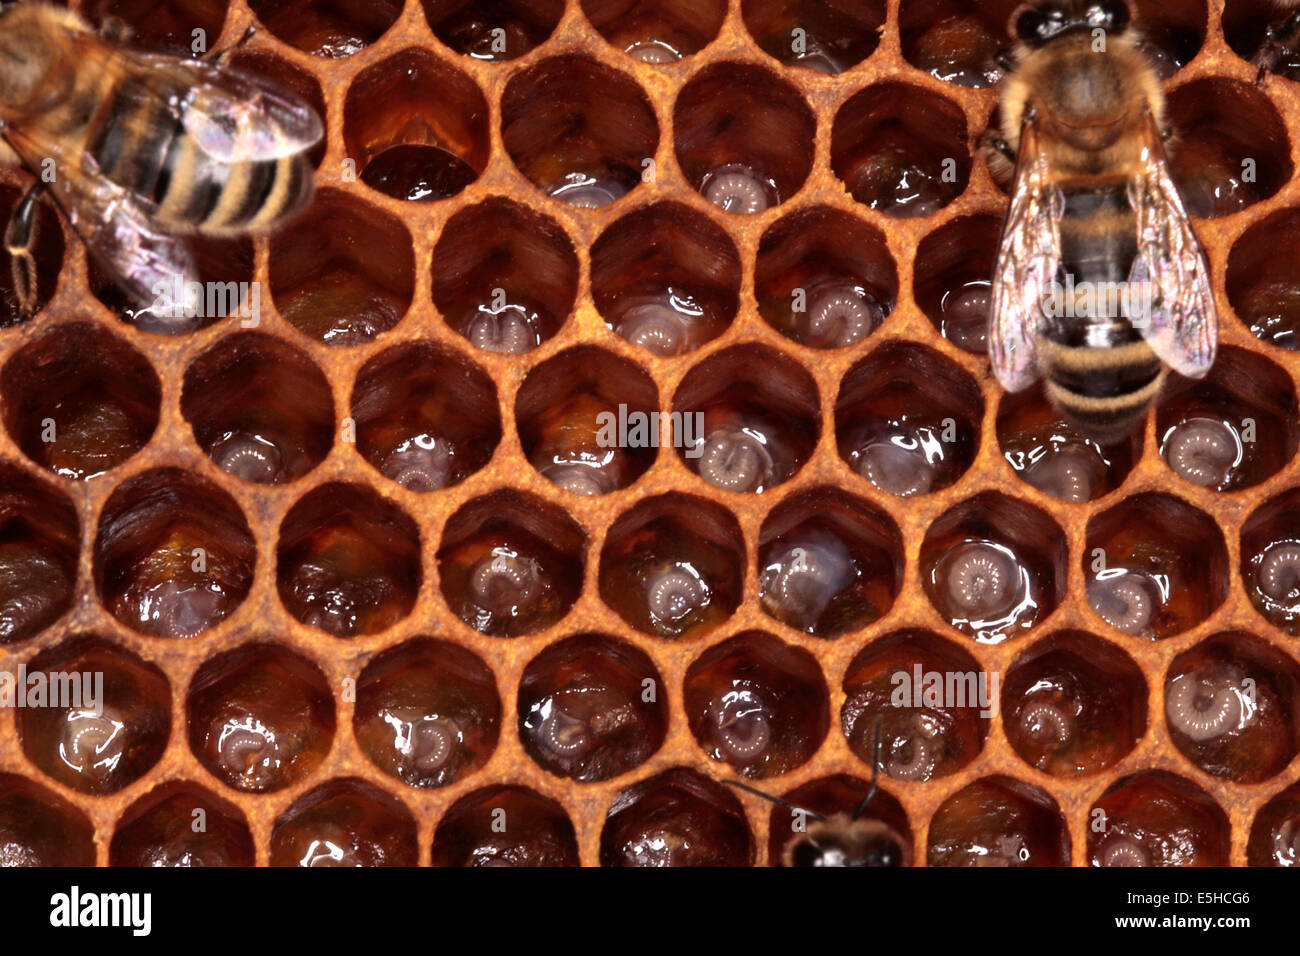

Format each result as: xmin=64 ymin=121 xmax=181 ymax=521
xmin=1 ymin=0 xmax=1300 ymax=867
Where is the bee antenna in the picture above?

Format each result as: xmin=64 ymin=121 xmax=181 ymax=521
xmin=722 ymin=779 xmax=828 ymax=824
xmin=851 ymin=716 xmax=885 ymax=820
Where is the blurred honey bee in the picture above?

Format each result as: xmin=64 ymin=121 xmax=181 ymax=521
xmin=724 ymin=718 xmax=911 ymax=867
xmin=987 ymin=0 xmax=1216 ymax=440
xmin=1255 ymin=0 xmax=1300 ymax=80
xmin=0 ymin=2 xmax=321 ymax=319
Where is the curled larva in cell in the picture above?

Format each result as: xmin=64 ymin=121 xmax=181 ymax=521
xmin=696 ymin=427 xmax=775 ymax=493
xmin=856 ymin=438 xmax=935 ymax=497
xmin=381 ymin=436 xmax=453 ymax=492
xmin=1162 ymin=418 xmax=1239 ymax=487
xmin=940 ymin=541 xmax=1025 ymax=619
xmin=464 ymin=306 xmax=540 ymax=354
xmin=468 ymin=548 xmax=542 ymax=617
xmin=1087 ymin=571 xmax=1160 ymax=636
xmin=1095 ymin=835 xmax=1151 ymax=867
xmin=618 ymin=301 xmax=691 ymax=356
xmin=701 ymin=165 xmax=773 ymax=214
xmin=797 ymin=282 xmax=883 ymax=348
xmin=706 ymin=691 xmax=772 ymax=763
xmin=759 ymin=533 xmax=854 ymax=631
xmin=1022 ymin=444 xmax=1104 ymax=502
xmin=883 ymin=712 xmax=943 ymax=782
xmin=210 ymin=432 xmax=282 ymax=484
xmin=548 ymin=175 xmax=626 ymax=209
xmin=407 ymin=716 xmax=458 ymax=773
xmin=1258 ymin=541 xmax=1300 ymax=605
xmin=1165 ymin=667 xmax=1249 ymax=742
xmin=536 ymin=699 xmax=593 ymax=760
xmin=645 ymin=565 xmax=709 ymax=634
xmin=539 ymin=461 xmax=617 ymax=496
xmin=1017 ymin=700 xmax=1074 ymax=750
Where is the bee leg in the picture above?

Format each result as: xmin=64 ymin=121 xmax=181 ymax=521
xmin=1256 ymin=11 xmax=1300 ymax=84
xmin=979 ymin=130 xmax=1017 ymax=191
xmin=5 ymin=182 xmax=45 ymax=319
xmin=851 ymin=716 xmax=884 ymax=819
xmin=983 ymin=133 xmax=1016 ymax=164
xmin=205 ymin=25 xmax=257 ymax=66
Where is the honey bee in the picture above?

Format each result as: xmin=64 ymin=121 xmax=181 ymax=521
xmin=987 ymin=0 xmax=1216 ymax=440
xmin=0 ymin=3 xmax=321 ymax=320
xmin=724 ymin=718 xmax=912 ymax=867
xmin=1254 ymin=0 xmax=1300 ymax=81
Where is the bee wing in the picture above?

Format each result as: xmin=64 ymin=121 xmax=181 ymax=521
xmin=1127 ymin=116 xmax=1217 ymax=379
xmin=989 ymin=118 xmax=1064 ymax=392
xmin=128 ymin=53 xmax=323 ymax=162
xmin=3 ymin=129 xmax=199 ymax=312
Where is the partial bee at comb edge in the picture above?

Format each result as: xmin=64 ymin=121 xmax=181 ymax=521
xmin=986 ymin=0 xmax=1217 ymax=444
xmin=1254 ymin=0 xmax=1300 ymax=81
xmin=0 ymin=1 xmax=322 ymax=325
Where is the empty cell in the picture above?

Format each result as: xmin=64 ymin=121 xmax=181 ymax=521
xmin=249 ymin=0 xmax=401 ymax=58
xmin=832 ymin=84 xmax=970 ymax=218
xmin=742 ymin=0 xmax=886 ymax=74
xmin=583 ymin=0 xmax=726 ymax=63
xmin=601 ymin=768 xmax=752 ymax=866
xmin=422 ymin=0 xmax=564 ymax=61
xmin=2 ymin=322 xmax=160 ymax=480
xmin=269 ymin=189 xmax=414 ymax=345
xmin=270 ymin=778 xmax=418 ymax=866
xmin=345 ymin=49 xmax=489 ymax=202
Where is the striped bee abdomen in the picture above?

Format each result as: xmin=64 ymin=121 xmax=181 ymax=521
xmin=86 ymin=68 xmax=311 ymax=236
xmin=1040 ymin=183 xmax=1161 ymax=439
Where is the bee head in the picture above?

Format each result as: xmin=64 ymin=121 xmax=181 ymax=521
xmin=1013 ymin=1 xmax=1132 ymax=47
xmin=787 ymin=819 xmax=910 ymax=867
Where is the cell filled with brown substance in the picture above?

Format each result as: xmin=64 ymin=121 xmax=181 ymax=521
xmin=927 ymin=776 xmax=1070 ymax=866
xmin=432 ymin=784 xmax=579 ymax=866
xmin=270 ymin=778 xmax=418 ymax=866
xmin=601 ymin=767 xmax=752 ymax=866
